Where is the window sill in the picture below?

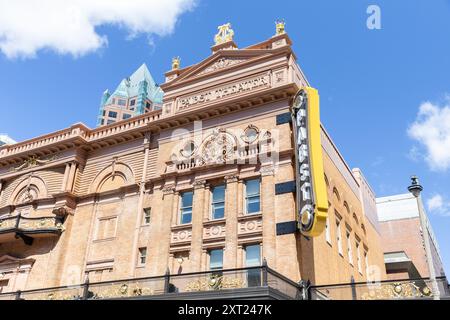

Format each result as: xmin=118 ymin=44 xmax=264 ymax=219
xmin=93 ymin=237 xmax=116 ymax=243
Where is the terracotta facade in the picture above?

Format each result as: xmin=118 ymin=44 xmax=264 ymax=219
xmin=0 ymin=30 xmax=387 ymax=294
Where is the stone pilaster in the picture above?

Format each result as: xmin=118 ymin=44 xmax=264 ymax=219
xmin=155 ymin=185 xmax=176 ymax=275
xmin=190 ymin=180 xmax=207 ymax=272
xmin=61 ymin=163 xmax=70 ymax=192
xmin=261 ymin=166 xmax=276 ymax=268
xmin=223 ymin=174 xmax=239 ymax=269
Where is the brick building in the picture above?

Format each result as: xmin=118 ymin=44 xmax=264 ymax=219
xmin=0 ymin=23 xmax=389 ymax=299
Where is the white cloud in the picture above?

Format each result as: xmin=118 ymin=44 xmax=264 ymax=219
xmin=407 ymin=99 xmax=450 ymax=171
xmin=0 ymin=0 xmax=196 ymax=58
xmin=427 ymin=194 xmax=450 ymax=217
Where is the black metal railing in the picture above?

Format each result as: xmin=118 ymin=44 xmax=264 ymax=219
xmin=0 ymin=263 xmax=302 ymax=300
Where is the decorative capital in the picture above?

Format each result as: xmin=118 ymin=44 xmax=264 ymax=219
xmin=193 ymin=179 xmax=207 ymax=189
xmin=172 ymin=57 xmax=180 ymax=70
xmin=260 ymin=166 xmax=275 ymax=177
xmin=162 ymin=185 xmax=176 ymax=195
xmin=275 ymin=19 xmax=286 ymax=35
xmin=224 ymin=174 xmax=239 ymax=183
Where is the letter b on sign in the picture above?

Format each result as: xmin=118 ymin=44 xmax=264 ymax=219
xmin=367 ymin=5 xmax=381 ymax=30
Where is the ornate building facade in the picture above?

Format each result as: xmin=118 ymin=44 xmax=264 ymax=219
xmin=0 ymin=24 xmax=389 ymax=299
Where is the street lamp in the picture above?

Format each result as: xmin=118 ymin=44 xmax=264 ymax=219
xmin=407 ymin=175 xmax=440 ymax=300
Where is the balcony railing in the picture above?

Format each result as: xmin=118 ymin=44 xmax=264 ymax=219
xmin=0 ymin=214 xmax=64 ymax=245
xmin=308 ymin=276 xmax=450 ymax=300
xmin=0 ymin=264 xmax=302 ymax=300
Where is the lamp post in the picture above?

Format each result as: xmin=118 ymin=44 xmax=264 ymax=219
xmin=407 ymin=176 xmax=440 ymax=300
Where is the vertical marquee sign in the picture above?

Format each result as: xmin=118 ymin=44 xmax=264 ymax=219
xmin=291 ymin=87 xmax=329 ymax=237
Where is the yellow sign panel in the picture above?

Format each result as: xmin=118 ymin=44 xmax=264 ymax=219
xmin=291 ymin=87 xmax=329 ymax=237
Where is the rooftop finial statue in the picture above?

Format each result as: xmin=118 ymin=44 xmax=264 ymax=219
xmin=214 ymin=23 xmax=234 ymax=45
xmin=172 ymin=57 xmax=180 ymax=70
xmin=276 ymin=19 xmax=286 ymax=35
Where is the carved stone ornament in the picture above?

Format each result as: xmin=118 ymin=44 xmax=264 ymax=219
xmin=162 ymin=185 xmax=176 ymax=195
xmin=260 ymin=166 xmax=275 ymax=177
xmin=200 ymin=129 xmax=236 ymax=165
xmin=224 ymin=175 xmax=239 ymax=183
xmin=192 ymin=180 xmax=207 ymax=189
xmin=197 ymin=57 xmax=246 ymax=76
xmin=12 ymin=155 xmax=58 ymax=172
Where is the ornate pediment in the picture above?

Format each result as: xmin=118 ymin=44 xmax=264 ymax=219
xmin=196 ymin=57 xmax=247 ymax=76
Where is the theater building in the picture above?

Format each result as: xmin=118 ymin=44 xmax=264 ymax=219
xmin=0 ymin=23 xmax=389 ymax=300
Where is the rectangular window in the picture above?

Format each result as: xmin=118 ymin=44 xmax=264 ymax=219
xmin=180 ymin=191 xmax=193 ymax=224
xmin=245 ymin=179 xmax=260 ymax=214
xmin=108 ymin=111 xmax=117 ymax=118
xmin=325 ymin=217 xmax=332 ymax=245
xmin=138 ymin=247 xmax=147 ymax=266
xmin=336 ymin=219 xmax=343 ymax=256
xmin=130 ymin=99 xmax=136 ymax=106
xmin=143 ymin=208 xmax=151 ymax=225
xmin=211 ymin=185 xmax=225 ymax=220
xmin=107 ymin=119 xmax=115 ymax=125
xmin=118 ymin=99 xmax=126 ymax=106
xmin=123 ymin=113 xmax=131 ymax=120
xmin=246 ymin=244 xmax=261 ymax=287
xmin=209 ymin=249 xmax=223 ymax=272
xmin=356 ymin=241 xmax=362 ymax=274
xmin=346 ymin=231 xmax=353 ymax=265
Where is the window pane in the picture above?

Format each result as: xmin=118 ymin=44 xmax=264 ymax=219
xmin=209 ymin=249 xmax=223 ymax=270
xmin=212 ymin=185 xmax=225 ymax=202
xmin=246 ymin=244 xmax=261 ymax=267
xmin=212 ymin=203 xmax=224 ymax=219
xmin=118 ymin=99 xmax=126 ymax=106
xmin=246 ymin=179 xmax=260 ymax=196
xmin=181 ymin=209 xmax=192 ymax=224
xmin=247 ymin=196 xmax=260 ymax=214
xmin=108 ymin=111 xmax=117 ymax=118
xmin=181 ymin=192 xmax=193 ymax=207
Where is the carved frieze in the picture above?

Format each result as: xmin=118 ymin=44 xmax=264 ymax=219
xmin=238 ymin=216 xmax=263 ymax=236
xmin=171 ymin=228 xmax=192 ymax=244
xmin=203 ymin=222 xmax=226 ymax=241
xmin=11 ymin=154 xmax=59 ymax=172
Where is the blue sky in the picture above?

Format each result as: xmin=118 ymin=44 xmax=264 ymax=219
xmin=0 ymin=0 xmax=449 ymax=276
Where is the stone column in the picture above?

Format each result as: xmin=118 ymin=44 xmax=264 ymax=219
xmin=201 ymin=249 xmax=208 ymax=271
xmin=190 ymin=180 xmax=207 ymax=272
xmin=223 ymin=174 xmax=239 ymax=269
xmin=261 ymin=166 xmax=276 ymax=268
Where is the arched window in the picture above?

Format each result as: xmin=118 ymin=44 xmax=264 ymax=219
xmin=332 ymin=188 xmax=341 ymax=202
xmin=324 ymin=174 xmax=330 ymax=188
xmin=343 ymin=201 xmax=350 ymax=214
xmin=353 ymin=212 xmax=359 ymax=224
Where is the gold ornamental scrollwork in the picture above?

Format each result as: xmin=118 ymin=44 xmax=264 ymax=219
xmin=185 ymin=274 xmax=246 ymax=292
xmin=360 ymin=281 xmax=433 ymax=300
